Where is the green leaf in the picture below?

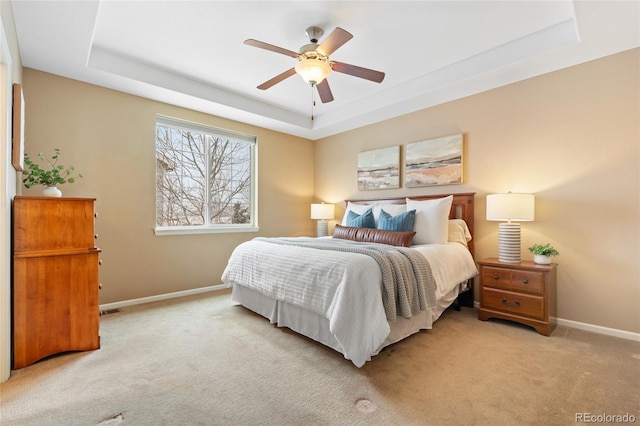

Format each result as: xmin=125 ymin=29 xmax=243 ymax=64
xmin=20 ymin=149 xmax=82 ymax=189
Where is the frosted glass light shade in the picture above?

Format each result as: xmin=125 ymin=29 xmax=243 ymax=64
xmin=295 ymin=59 xmax=332 ymax=85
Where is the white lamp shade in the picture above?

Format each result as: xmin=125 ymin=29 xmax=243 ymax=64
xmin=486 ymin=193 xmax=535 ymax=222
xmin=310 ymin=203 xmax=335 ymax=220
xmin=295 ymin=58 xmax=332 ymax=85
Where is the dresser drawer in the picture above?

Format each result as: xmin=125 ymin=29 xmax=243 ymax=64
xmin=13 ymin=197 xmax=96 ymax=252
xmin=482 ymin=266 xmax=544 ymax=295
xmin=482 ymin=287 xmax=545 ymax=320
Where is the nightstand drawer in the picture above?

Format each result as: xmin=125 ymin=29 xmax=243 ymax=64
xmin=482 ymin=287 xmax=544 ymax=320
xmin=478 ymin=258 xmax=557 ymax=336
xmin=482 ymin=267 xmax=544 ymax=295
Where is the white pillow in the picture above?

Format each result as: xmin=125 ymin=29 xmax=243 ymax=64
xmin=406 ymin=195 xmax=453 ymax=244
xmin=341 ymin=202 xmax=373 ymax=226
xmin=448 ymin=219 xmax=472 ymax=246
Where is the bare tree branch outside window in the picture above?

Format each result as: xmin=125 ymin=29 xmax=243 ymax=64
xmin=155 ymin=119 xmax=254 ymax=228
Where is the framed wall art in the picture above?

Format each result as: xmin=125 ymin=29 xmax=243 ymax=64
xmin=12 ymin=83 xmax=24 ymax=171
xmin=357 ymin=146 xmax=400 ymax=191
xmin=405 ymin=134 xmax=463 ymax=187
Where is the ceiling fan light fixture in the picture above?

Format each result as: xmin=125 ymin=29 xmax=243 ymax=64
xmin=295 ymin=58 xmax=332 ymax=85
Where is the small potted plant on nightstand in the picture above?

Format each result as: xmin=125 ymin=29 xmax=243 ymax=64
xmin=22 ymin=148 xmax=82 ymax=197
xmin=528 ymin=243 xmax=559 ymax=265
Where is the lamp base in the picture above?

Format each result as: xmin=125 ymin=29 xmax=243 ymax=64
xmin=497 ymin=222 xmax=521 ymax=263
xmin=316 ymin=220 xmax=329 ymax=238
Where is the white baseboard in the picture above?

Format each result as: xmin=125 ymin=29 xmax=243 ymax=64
xmin=472 ymin=301 xmax=640 ymax=342
xmin=103 ymin=293 xmax=639 ymax=342
xmin=99 ymin=284 xmax=226 ymax=312
xmin=555 ymin=317 xmax=640 ymax=342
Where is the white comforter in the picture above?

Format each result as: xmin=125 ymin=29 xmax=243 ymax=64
xmin=221 ymin=238 xmax=477 ymax=367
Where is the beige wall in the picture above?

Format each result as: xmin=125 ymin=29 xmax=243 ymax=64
xmin=315 ymin=49 xmax=640 ymax=334
xmin=21 ymin=69 xmax=315 ymax=304
xmin=20 ymin=49 xmax=640 ymax=335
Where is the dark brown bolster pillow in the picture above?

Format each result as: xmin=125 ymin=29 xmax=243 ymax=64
xmin=332 ymin=224 xmax=416 ymax=247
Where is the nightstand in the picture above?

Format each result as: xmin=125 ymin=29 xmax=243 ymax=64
xmin=478 ymin=258 xmax=557 ymax=336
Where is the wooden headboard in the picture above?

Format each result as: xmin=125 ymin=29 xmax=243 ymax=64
xmin=344 ymin=192 xmax=476 ymax=257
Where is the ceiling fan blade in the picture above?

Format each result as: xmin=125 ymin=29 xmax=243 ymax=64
xmin=331 ymin=61 xmax=385 ymax=83
xmin=317 ymin=27 xmax=353 ymax=56
xmin=316 ymin=79 xmax=334 ymax=103
xmin=244 ymin=39 xmax=299 ymax=58
xmin=257 ymin=68 xmax=297 ymax=90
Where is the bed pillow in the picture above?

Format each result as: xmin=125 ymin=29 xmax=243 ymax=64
xmin=448 ymin=219 xmax=472 ymax=247
xmin=372 ymin=203 xmax=407 ymax=226
xmin=342 ymin=202 xmax=406 ymax=227
xmin=341 ymin=202 xmax=373 ymax=226
xmin=345 ymin=208 xmax=375 ymax=228
xmin=406 ymin=195 xmax=453 ymax=245
xmin=378 ymin=209 xmax=416 ymax=232
xmin=332 ymin=225 xmax=416 ymax=247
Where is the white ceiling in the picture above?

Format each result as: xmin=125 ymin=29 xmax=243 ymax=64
xmin=10 ymin=1 xmax=640 ymax=140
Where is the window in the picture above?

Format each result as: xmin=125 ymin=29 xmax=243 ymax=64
xmin=155 ymin=116 xmax=257 ymax=235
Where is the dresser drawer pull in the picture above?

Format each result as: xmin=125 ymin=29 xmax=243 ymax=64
xmin=501 ymin=298 xmax=521 ymax=308
xmin=493 ymin=275 xmax=499 ymax=280
xmin=522 ymin=279 xmax=529 ymax=284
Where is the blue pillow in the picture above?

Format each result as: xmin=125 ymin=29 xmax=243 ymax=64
xmin=378 ymin=209 xmax=416 ymax=232
xmin=346 ymin=208 xmax=375 ymax=228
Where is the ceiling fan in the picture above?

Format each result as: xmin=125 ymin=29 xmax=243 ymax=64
xmin=244 ymin=26 xmax=385 ymax=103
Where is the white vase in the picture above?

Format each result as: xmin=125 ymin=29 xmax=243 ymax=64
xmin=534 ymin=254 xmax=551 ymax=265
xmin=42 ymin=186 xmax=62 ymax=197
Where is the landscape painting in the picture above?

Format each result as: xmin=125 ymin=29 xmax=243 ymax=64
xmin=405 ymin=134 xmax=463 ymax=187
xmin=357 ymin=146 xmax=400 ymax=191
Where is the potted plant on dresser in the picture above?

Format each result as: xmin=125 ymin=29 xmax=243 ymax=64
xmin=22 ymin=148 xmax=82 ymax=197
xmin=528 ymin=243 xmax=559 ymax=265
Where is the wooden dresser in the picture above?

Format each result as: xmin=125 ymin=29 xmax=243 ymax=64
xmin=478 ymin=257 xmax=557 ymax=336
xmin=12 ymin=196 xmax=101 ymax=369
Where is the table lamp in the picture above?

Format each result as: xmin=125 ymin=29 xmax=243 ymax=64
xmin=486 ymin=193 xmax=535 ymax=263
xmin=310 ymin=203 xmax=334 ymax=237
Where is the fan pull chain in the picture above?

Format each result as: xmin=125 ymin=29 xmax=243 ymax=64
xmin=310 ymin=84 xmax=316 ymax=121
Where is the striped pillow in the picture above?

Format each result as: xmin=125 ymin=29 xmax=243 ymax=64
xmin=346 ymin=208 xmax=375 ymax=228
xmin=378 ymin=209 xmax=416 ymax=232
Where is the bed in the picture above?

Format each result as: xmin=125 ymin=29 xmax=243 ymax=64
xmin=222 ymin=193 xmax=478 ymax=367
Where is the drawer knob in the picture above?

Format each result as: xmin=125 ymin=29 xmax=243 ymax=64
xmin=522 ymin=279 xmax=529 ymax=284
xmin=493 ymin=275 xmax=499 ymax=280
xmin=501 ymin=298 xmax=521 ymax=308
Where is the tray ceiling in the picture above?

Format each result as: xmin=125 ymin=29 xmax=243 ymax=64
xmin=11 ymin=1 xmax=640 ymax=139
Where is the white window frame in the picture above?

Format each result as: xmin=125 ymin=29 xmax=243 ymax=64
xmin=154 ymin=116 xmax=258 ymax=236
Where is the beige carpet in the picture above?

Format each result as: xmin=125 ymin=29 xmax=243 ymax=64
xmin=1 ymin=290 xmax=638 ymax=426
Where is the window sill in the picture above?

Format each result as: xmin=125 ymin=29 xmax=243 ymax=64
xmin=154 ymin=225 xmax=260 ymax=236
